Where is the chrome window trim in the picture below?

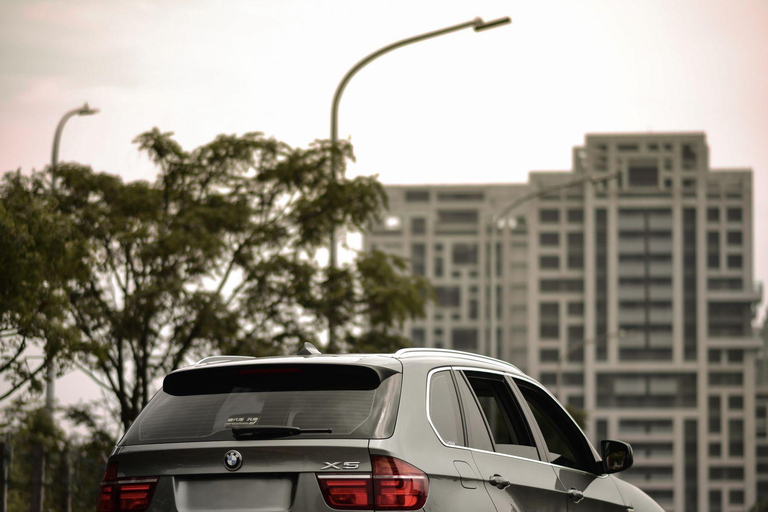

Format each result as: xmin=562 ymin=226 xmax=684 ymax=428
xmin=425 ymin=366 xmax=553 ymax=469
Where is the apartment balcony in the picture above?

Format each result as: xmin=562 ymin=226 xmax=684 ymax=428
xmin=649 ymin=308 xmax=673 ymax=324
xmin=619 ymin=285 xmax=646 ymax=300
xmin=618 ymin=215 xmax=645 ymax=230
xmin=707 ymin=280 xmax=762 ymax=302
xmin=648 ymin=286 xmax=673 ymax=300
xmin=619 ymin=262 xmax=645 ymax=277
xmin=648 ymin=238 xmax=673 ymax=254
xmin=618 ymin=238 xmax=645 ymax=254
xmin=619 ymin=309 xmax=646 ymax=324
xmin=648 ymin=261 xmax=672 ymax=277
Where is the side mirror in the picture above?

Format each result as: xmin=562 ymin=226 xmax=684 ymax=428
xmin=600 ymin=440 xmax=634 ymax=474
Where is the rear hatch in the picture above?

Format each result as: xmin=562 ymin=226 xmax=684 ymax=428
xmin=108 ymin=359 xmax=402 ymax=512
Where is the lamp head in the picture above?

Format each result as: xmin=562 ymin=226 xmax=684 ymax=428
xmin=473 ymin=16 xmax=512 ymax=32
xmin=78 ymin=102 xmax=100 ymax=116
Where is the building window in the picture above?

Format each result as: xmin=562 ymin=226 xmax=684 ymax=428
xmin=438 ymin=209 xmax=478 ymax=224
xmin=452 ymin=328 xmax=477 ymax=351
xmin=567 ymin=255 xmax=584 ymax=269
xmin=405 ymin=190 xmax=430 ymax=202
xmin=539 ymin=232 xmax=560 ymax=246
xmin=726 ymin=208 xmax=742 ymax=222
xmin=539 ymin=255 xmax=559 ymax=270
xmin=707 ymin=208 xmax=720 ymax=222
xmin=539 ymin=302 xmax=559 ymax=339
xmin=707 ymin=253 xmax=720 ymax=269
xmin=434 ymin=286 xmax=460 ymax=308
xmin=434 ymin=256 xmax=443 ymax=277
xmin=567 ymin=302 xmax=584 ymax=316
xmin=539 ymin=209 xmax=560 ymax=223
xmin=411 ymin=217 xmax=426 ymax=235
xmin=726 ymin=254 xmax=742 ymax=269
xmin=411 ymin=328 xmax=425 ymax=345
xmin=437 ymin=191 xmax=484 ymax=201
xmin=709 ymin=491 xmax=722 ymax=512
xmin=469 ymin=299 xmax=478 ymax=320
xmin=628 ymin=163 xmax=659 ymax=187
xmin=410 ymin=244 xmax=426 ymax=276
xmin=728 ymin=395 xmax=743 ymax=410
xmin=452 ymin=243 xmax=478 ymax=265
xmin=567 ymin=209 xmax=583 ymax=223
xmin=726 ymin=231 xmax=742 ymax=245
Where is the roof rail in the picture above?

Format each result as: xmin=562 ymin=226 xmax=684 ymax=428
xmin=194 ymin=355 xmax=255 ymax=366
xmin=394 ymin=348 xmax=521 ymax=374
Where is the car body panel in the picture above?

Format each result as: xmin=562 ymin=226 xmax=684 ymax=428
xmin=106 ymin=349 xmax=663 ymax=512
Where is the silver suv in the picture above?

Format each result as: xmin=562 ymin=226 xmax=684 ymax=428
xmin=98 ymin=346 xmax=664 ymax=511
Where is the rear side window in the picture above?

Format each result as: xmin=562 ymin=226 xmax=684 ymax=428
xmin=463 ymin=371 xmax=539 ymax=460
xmin=121 ymin=364 xmax=401 ymax=445
xmin=455 ymin=372 xmax=493 ymax=452
xmin=428 ymin=371 xmax=464 ymax=447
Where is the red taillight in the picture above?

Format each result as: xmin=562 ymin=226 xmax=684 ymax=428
xmin=98 ymin=462 xmax=158 ymax=512
xmin=316 ymin=456 xmax=428 ymax=511
xmin=372 ymin=456 xmax=428 ymax=510
xmin=317 ymin=476 xmax=373 ymax=509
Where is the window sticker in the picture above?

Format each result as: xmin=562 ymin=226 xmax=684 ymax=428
xmin=225 ymin=414 xmax=261 ymax=428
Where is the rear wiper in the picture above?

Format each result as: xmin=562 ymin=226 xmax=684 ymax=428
xmin=231 ymin=425 xmax=333 ymax=440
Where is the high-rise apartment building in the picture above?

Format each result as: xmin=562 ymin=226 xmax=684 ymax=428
xmin=364 ymin=133 xmax=762 ymax=512
xmin=757 ymin=317 xmax=768 ymax=505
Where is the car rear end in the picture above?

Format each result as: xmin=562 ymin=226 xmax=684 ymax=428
xmin=98 ymin=356 xmax=427 ymax=512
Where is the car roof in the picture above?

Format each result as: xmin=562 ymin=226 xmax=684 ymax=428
xmin=188 ymin=348 xmax=526 ymax=378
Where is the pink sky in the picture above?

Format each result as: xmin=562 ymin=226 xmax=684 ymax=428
xmin=1 ymin=0 xmax=767 ymax=419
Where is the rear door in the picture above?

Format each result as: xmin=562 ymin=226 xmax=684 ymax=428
xmin=513 ymin=378 xmax=628 ymax=512
xmin=114 ymin=362 xmax=402 ymax=512
xmin=455 ymin=368 xmax=568 ymax=511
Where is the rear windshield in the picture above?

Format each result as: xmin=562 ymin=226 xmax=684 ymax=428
xmin=120 ymin=364 xmax=402 ymax=445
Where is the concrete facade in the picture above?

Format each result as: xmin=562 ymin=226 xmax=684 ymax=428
xmin=363 ymin=133 xmax=762 ymax=512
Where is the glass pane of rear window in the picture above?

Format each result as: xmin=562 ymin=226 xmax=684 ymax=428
xmin=121 ymin=364 xmax=401 ymax=445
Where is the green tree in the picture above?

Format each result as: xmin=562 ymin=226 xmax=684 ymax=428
xmin=1 ymin=400 xmax=115 ymax=512
xmin=0 ymin=171 xmax=88 ymax=401
xmin=44 ymin=129 xmax=429 ymax=430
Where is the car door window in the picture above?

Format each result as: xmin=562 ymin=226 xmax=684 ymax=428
xmin=462 ymin=371 xmax=539 ymax=460
xmin=428 ymin=370 xmax=465 ymax=447
xmin=454 ymin=371 xmax=494 ymax=452
xmin=515 ymin=379 xmax=596 ymax=473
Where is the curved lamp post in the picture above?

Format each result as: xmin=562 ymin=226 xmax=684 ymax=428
xmin=47 ymin=102 xmax=99 ymax=409
xmin=327 ymin=16 xmax=511 ymax=350
xmin=50 ymin=102 xmax=100 ymax=191
xmin=31 ymin=103 xmax=99 ymax=512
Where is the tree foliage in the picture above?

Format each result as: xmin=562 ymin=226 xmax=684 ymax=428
xmin=12 ymin=129 xmax=431 ymax=429
xmin=0 ymin=172 xmax=88 ymax=401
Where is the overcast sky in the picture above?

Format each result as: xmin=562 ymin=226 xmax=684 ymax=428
xmin=1 ymin=0 xmax=767 ymax=424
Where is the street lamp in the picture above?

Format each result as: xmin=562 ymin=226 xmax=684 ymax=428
xmin=488 ymin=172 xmax=620 ymax=360
xmin=47 ymin=102 xmax=99 ymax=410
xmin=51 ymin=102 xmax=100 ymax=192
xmin=327 ymin=16 xmax=511 ymax=351
xmin=30 ymin=102 xmax=99 ymax=512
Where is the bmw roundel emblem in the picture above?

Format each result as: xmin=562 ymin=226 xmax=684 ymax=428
xmin=224 ymin=450 xmax=243 ymax=471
